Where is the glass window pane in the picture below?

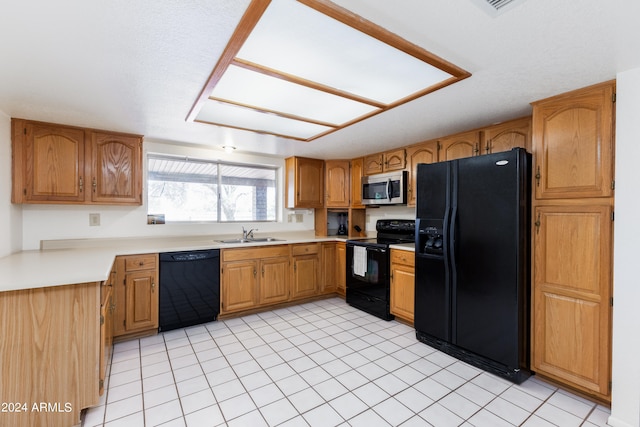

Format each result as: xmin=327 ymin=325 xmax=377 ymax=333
xmin=147 ymin=155 xmax=277 ymax=223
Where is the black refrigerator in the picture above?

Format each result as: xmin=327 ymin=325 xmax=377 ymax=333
xmin=415 ymin=147 xmax=531 ymax=383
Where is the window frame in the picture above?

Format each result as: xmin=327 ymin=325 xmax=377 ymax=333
xmin=147 ymin=153 xmax=279 ymax=224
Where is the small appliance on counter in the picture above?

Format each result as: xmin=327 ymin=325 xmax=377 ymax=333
xmin=336 ymin=212 xmax=348 ymax=235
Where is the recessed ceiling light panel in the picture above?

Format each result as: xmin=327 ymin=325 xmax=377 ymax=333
xmin=188 ymin=0 xmax=470 ymax=141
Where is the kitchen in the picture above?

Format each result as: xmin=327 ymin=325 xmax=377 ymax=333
xmin=1 ymin=0 xmax=640 ymax=426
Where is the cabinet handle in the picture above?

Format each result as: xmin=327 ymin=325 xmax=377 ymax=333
xmin=92 ymin=177 xmax=97 ymax=192
xmin=474 ymin=143 xmax=480 ymax=155
xmin=485 ymin=142 xmax=491 ymax=154
xmin=253 ymin=269 xmax=257 ymax=277
xmin=535 ymin=166 xmax=541 ymax=187
xmin=79 ymin=177 xmax=83 ymax=193
xmin=262 ymin=266 xmax=265 ymax=277
xmin=151 ymin=282 xmax=155 ymax=291
xmin=534 ymin=213 xmax=541 ymax=235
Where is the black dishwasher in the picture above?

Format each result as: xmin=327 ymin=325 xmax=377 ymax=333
xmin=159 ymin=249 xmax=220 ymax=332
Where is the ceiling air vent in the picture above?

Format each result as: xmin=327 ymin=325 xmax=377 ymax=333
xmin=468 ymin=0 xmax=528 ymax=17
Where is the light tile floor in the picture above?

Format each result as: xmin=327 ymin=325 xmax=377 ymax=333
xmin=84 ymin=297 xmax=611 ymax=427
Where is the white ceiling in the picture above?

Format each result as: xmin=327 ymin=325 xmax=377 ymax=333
xmin=1 ymin=0 xmax=639 ymax=159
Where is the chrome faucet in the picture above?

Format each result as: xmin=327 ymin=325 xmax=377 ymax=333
xmin=242 ymin=226 xmax=257 ymax=239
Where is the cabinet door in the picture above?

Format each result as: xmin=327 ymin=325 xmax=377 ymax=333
xmin=406 ymin=141 xmax=438 ymax=206
xmin=439 ymin=131 xmax=480 ymax=161
xmin=350 ymin=158 xmax=365 ymax=208
xmin=91 ymin=132 xmax=142 ymax=204
xmin=325 ymin=160 xmax=350 ymax=207
xmin=125 ymin=269 xmax=159 ymax=332
xmin=532 ymin=204 xmax=612 ymax=398
xmin=259 ymin=256 xmax=290 ymax=305
xmin=23 ymin=122 xmax=86 ymax=202
xmin=390 ymin=261 xmax=415 ymax=323
xmin=336 ymin=243 xmax=347 ymax=296
xmin=483 ymin=117 xmax=531 ymax=154
xmin=363 ymin=154 xmax=383 ymax=175
xmin=383 ymin=149 xmax=406 ymax=171
xmin=99 ymin=285 xmax=113 ymax=395
xmin=285 ymin=157 xmax=324 ymax=208
xmin=291 ymin=255 xmax=319 ymax=299
xmin=532 ymin=82 xmax=614 ymax=199
xmin=321 ymin=242 xmax=337 ymax=293
xmin=221 ymin=261 xmax=257 ymax=313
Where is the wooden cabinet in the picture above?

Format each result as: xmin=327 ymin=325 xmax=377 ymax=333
xmin=406 ymin=140 xmax=439 ymax=206
xmin=221 ymin=245 xmax=290 ymax=314
xmin=320 ymin=242 xmax=337 ymax=294
xmin=350 ymin=157 xmax=365 ymax=208
xmin=439 ymin=131 xmax=481 ymax=161
xmin=482 ymin=116 xmax=531 ymax=155
xmin=11 ymin=118 xmax=143 ymax=205
xmin=390 ymin=249 xmax=415 ymax=323
xmin=532 ymin=82 xmax=615 ymax=200
xmin=90 ymin=132 xmax=142 ymax=204
xmin=0 ymin=282 xmax=101 ymax=427
xmin=291 ymin=243 xmax=320 ymax=300
xmin=530 ymin=81 xmax=615 ymax=402
xmin=113 ymin=254 xmax=159 ymax=338
xmin=336 ymin=242 xmax=347 ymax=297
xmin=325 ymin=159 xmax=350 ymax=207
xmin=99 ymin=267 xmax=115 ymax=395
xmin=259 ymin=256 xmax=290 ymax=305
xmin=532 ymin=205 xmax=612 ymax=397
xmin=363 ymin=148 xmax=406 ymax=175
xmin=285 ymin=156 xmax=324 ymax=208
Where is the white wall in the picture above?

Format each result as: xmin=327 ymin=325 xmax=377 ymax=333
xmin=0 ymin=112 xmax=22 ymax=257
xmin=609 ymin=68 xmax=640 ymax=427
xmin=20 ymin=140 xmax=315 ymax=250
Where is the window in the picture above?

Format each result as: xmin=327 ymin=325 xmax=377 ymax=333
xmin=147 ymin=154 xmax=277 ymax=222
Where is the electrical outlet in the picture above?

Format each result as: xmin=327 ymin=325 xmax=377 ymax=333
xmin=89 ymin=213 xmax=100 ymax=226
xmin=295 ymin=214 xmax=303 ymax=223
xmin=287 ymin=214 xmax=293 ymax=223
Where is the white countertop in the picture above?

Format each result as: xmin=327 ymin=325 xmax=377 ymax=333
xmin=389 ymin=242 xmax=415 ymax=252
xmin=0 ymin=232 xmax=350 ymax=293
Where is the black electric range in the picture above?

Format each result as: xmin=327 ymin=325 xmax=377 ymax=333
xmin=345 ymin=219 xmax=415 ymax=320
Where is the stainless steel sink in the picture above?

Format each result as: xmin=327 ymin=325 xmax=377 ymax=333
xmin=216 ymin=237 xmax=284 ymax=244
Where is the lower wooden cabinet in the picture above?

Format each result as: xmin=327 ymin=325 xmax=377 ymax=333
xmin=291 ymin=243 xmax=320 ymax=300
xmin=99 ymin=269 xmax=115 ymax=395
xmin=221 ymin=245 xmax=290 ymax=315
xmin=390 ymin=249 xmax=415 ymax=323
xmin=321 ymin=242 xmax=337 ymax=293
xmin=336 ymin=242 xmax=347 ymax=297
xmin=113 ymin=253 xmax=159 ymax=338
xmin=532 ymin=204 xmax=613 ymax=400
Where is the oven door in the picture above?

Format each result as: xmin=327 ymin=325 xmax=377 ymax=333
xmin=346 ymin=243 xmax=393 ymax=320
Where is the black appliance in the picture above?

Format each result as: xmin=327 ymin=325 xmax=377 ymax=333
xmin=159 ymin=249 xmax=220 ymax=332
xmin=362 ymin=171 xmax=408 ymax=206
xmin=346 ymin=219 xmax=415 ymax=320
xmin=415 ymin=148 xmax=531 ymax=383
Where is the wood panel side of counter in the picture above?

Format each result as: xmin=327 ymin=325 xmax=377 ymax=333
xmin=0 ymin=282 xmax=100 ymax=427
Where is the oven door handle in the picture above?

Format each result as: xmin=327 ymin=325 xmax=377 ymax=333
xmin=366 ymin=246 xmax=386 ymax=254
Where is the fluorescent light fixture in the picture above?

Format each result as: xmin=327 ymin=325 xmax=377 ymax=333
xmin=188 ymin=0 xmax=470 ymax=141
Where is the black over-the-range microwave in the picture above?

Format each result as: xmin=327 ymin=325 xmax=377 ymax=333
xmin=361 ymin=170 xmax=408 ymax=206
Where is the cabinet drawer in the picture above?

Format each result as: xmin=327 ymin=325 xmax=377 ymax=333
xmin=291 ymin=243 xmax=320 ymax=256
xmin=222 ymin=245 xmax=289 ymax=262
xmin=391 ymin=249 xmax=415 ymax=267
xmin=124 ymin=254 xmax=158 ymax=271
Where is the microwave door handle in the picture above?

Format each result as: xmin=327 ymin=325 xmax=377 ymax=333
xmin=387 ymin=179 xmax=392 ymax=201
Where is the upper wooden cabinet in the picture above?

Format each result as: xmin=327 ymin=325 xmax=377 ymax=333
xmin=439 ymin=131 xmax=481 ymax=161
xmin=406 ymin=140 xmax=439 ymax=206
xmin=325 ymin=159 xmax=350 ymax=208
xmin=531 ymin=81 xmax=615 ymax=199
xmin=363 ymin=148 xmax=406 ymax=175
xmin=350 ymin=158 xmax=365 ymax=208
xmin=90 ymin=132 xmax=142 ymax=204
xmin=11 ymin=118 xmax=143 ymax=205
xmin=482 ymin=117 xmax=531 ymax=155
xmin=285 ymin=156 xmax=324 ymax=208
